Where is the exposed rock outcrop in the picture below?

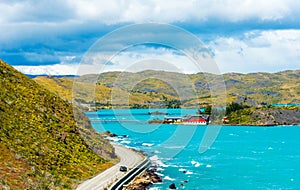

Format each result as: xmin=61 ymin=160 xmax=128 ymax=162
xmin=169 ymin=183 xmax=177 ymax=189
xmin=123 ymin=167 xmax=162 ymax=190
xmin=251 ymin=109 xmax=300 ymax=125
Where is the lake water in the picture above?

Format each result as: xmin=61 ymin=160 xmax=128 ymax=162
xmin=86 ymin=109 xmax=300 ymax=190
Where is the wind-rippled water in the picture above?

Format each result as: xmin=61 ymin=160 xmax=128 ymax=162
xmin=86 ymin=109 xmax=300 ymax=189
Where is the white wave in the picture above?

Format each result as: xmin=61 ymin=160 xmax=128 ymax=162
xmin=178 ymin=168 xmax=186 ymax=172
xmin=191 ymin=160 xmax=201 ymax=167
xmin=206 ymin=164 xmax=212 ymax=168
xmin=150 ymin=155 xmax=159 ymax=161
xmin=186 ymin=171 xmax=193 ymax=175
xmin=164 ymin=176 xmax=175 ymax=181
xmin=164 ymin=145 xmax=185 ymax=149
xmin=159 ymin=162 xmax=169 ymax=168
xmin=252 ymin=150 xmax=265 ymax=154
xmin=120 ymin=140 xmax=131 ymax=144
xmin=155 ymin=172 xmax=164 ymax=176
xmin=154 ymin=150 xmax=161 ymax=154
xmin=107 ymin=137 xmax=121 ymax=142
xmin=150 ymin=155 xmax=169 ymax=167
xmin=142 ymin=143 xmax=154 ymax=147
xmin=156 ymin=167 xmax=164 ymax=171
xmin=268 ymin=147 xmax=273 ymax=150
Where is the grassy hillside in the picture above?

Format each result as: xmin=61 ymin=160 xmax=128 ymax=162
xmin=221 ymin=71 xmax=300 ymax=105
xmin=0 ymin=60 xmax=116 ymax=189
xmin=34 ymin=70 xmax=300 ymax=109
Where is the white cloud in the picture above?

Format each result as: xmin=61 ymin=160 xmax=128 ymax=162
xmin=1 ymin=0 xmax=299 ymax=24
xmin=14 ymin=46 xmax=206 ymax=75
xmin=0 ymin=1 xmax=73 ymax=23
xmin=15 ymin=63 xmax=78 ymax=75
xmin=67 ymin=0 xmax=299 ymax=23
xmin=2 ymin=1 xmax=300 ymax=75
xmin=210 ymin=30 xmax=300 ymax=73
xmin=13 ymin=29 xmax=300 ymax=75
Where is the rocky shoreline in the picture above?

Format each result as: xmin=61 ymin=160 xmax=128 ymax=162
xmin=123 ymin=166 xmax=162 ymax=190
xmin=251 ymin=109 xmax=300 ymax=126
xmin=225 ymin=107 xmax=300 ymax=126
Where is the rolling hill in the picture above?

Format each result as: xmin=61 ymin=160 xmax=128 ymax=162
xmin=0 ymin=60 xmax=116 ymax=189
xmin=34 ymin=70 xmax=300 ymax=109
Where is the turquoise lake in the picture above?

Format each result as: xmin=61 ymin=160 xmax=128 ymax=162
xmin=86 ymin=109 xmax=300 ymax=190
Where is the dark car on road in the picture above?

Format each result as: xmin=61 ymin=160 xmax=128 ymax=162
xmin=119 ymin=166 xmax=127 ymax=172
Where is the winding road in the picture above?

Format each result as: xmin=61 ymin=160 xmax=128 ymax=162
xmin=76 ymin=144 xmax=143 ymax=190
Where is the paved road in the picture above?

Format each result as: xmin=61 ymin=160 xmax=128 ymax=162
xmin=76 ymin=144 xmax=143 ymax=190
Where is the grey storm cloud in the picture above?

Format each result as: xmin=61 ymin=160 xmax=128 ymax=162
xmin=0 ymin=0 xmax=300 ymax=74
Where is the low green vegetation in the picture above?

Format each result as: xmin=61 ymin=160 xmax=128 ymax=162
xmin=198 ymin=105 xmax=212 ymax=115
xmin=225 ymin=106 xmax=254 ymax=125
xmin=0 ymin=60 xmax=115 ymax=189
xmin=225 ymin=102 xmax=250 ymax=115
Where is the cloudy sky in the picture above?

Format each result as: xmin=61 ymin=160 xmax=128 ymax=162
xmin=0 ymin=0 xmax=300 ymax=75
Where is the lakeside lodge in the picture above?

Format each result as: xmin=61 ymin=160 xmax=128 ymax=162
xmin=163 ymin=114 xmax=210 ymax=125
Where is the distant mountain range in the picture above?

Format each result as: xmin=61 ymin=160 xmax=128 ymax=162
xmin=26 ymin=74 xmax=78 ymax=79
xmin=34 ymin=70 xmax=300 ymax=109
xmin=0 ymin=60 xmax=116 ymax=189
